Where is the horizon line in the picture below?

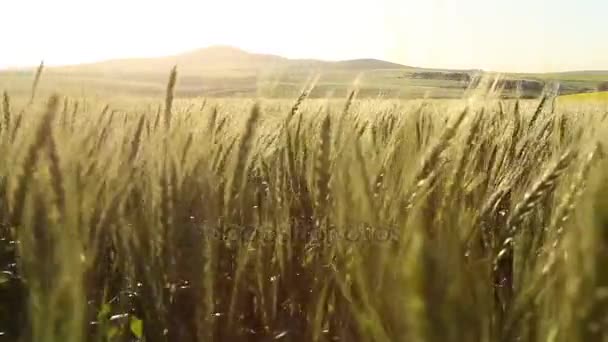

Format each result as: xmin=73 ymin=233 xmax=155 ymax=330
xmin=1 ymin=44 xmax=607 ymax=75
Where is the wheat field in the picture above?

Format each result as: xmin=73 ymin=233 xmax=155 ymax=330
xmin=1 ymin=67 xmax=608 ymax=342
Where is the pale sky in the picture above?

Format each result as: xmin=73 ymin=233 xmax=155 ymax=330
xmin=1 ymin=0 xmax=607 ymax=72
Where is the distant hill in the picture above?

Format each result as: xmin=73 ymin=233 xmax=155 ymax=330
xmin=328 ymin=58 xmax=412 ymax=70
xmin=1 ymin=46 xmax=605 ymax=99
xmin=0 ymin=46 xmax=423 ymax=98
xmin=52 ymin=45 xmax=413 ymax=76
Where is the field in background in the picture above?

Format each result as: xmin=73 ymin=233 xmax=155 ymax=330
xmin=560 ymin=91 xmax=608 ymax=102
xmin=2 ymin=46 xmax=605 ymax=100
xmin=0 ymin=67 xmax=608 ymax=342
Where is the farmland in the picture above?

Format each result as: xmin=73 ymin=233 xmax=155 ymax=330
xmin=560 ymin=91 xmax=608 ymax=102
xmin=1 ymin=55 xmax=608 ymax=342
xmin=1 ymin=46 xmax=604 ymax=101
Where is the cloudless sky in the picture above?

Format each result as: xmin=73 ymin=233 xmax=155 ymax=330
xmin=1 ymin=0 xmax=607 ymax=72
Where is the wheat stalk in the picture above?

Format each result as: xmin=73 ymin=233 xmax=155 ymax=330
xmin=11 ymin=94 xmax=59 ymax=226
xmin=128 ymin=115 xmax=146 ymax=163
xmin=414 ymin=107 xmax=468 ymax=184
xmin=164 ymin=66 xmax=178 ymax=130
xmin=315 ymin=108 xmax=331 ymax=214
xmin=46 ymin=132 xmax=65 ymax=216
xmin=2 ymin=91 xmax=10 ymax=133
xmin=29 ymin=61 xmax=44 ymax=105
xmin=228 ymin=103 xmax=260 ymax=211
xmin=506 ymin=149 xmax=576 ymax=233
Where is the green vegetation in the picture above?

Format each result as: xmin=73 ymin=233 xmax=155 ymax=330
xmin=560 ymin=91 xmax=608 ymax=102
xmin=1 ymin=64 xmax=608 ymax=342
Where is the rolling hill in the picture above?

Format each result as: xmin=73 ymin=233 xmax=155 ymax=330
xmin=1 ymin=46 xmax=606 ymax=99
xmin=1 ymin=46 xmax=422 ymax=98
xmin=52 ymin=46 xmax=414 ymax=76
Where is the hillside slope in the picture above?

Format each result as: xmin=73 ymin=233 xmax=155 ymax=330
xmin=1 ymin=46 xmax=605 ymax=99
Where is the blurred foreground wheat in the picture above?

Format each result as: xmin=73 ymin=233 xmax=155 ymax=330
xmin=0 ymin=69 xmax=608 ymax=342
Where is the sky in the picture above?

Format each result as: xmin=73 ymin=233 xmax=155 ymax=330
xmin=1 ymin=0 xmax=607 ymax=72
